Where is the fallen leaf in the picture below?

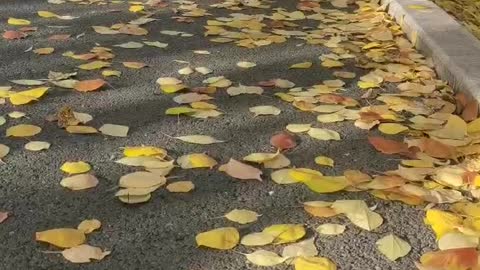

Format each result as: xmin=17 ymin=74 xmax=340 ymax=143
xmin=123 ymin=146 xmax=166 ymax=158
xmin=315 ymin=156 xmax=334 ymax=167
xmin=243 ymin=152 xmax=279 ymax=163
xmin=166 ymin=181 xmax=195 ymax=193
xmin=246 ymin=250 xmax=286 ymax=266
xmin=0 ymin=144 xmax=10 ymax=159
xmin=290 ymin=61 xmax=312 ymax=69
xmin=219 ymin=158 xmax=262 ymax=181
xmin=376 ymin=234 xmax=411 ymax=261
xmin=61 ymin=244 xmax=110 ymax=263
xmin=66 ymin=126 xmax=98 ymax=134
xmin=123 ymin=62 xmax=146 ymax=69
xmin=74 ymin=79 xmax=106 ymax=92
xmin=282 ymin=238 xmax=318 ymax=260
xmin=249 ymin=105 xmax=281 ymax=116
xmin=60 ymin=174 xmax=98 ymax=190
xmin=417 ymin=248 xmax=478 ymax=270
xmin=224 ymin=209 xmax=259 ymax=224
xmin=99 ymin=124 xmax=129 ymax=137
xmin=3 ymin=30 xmax=27 ymax=40
xmin=119 ymin=171 xmax=166 ymax=188
xmin=8 ymin=18 xmax=31 ymax=26
xmin=286 ymin=124 xmax=312 ymax=133
xmin=60 ymin=161 xmax=91 ymax=174
xmin=438 ymin=232 xmax=479 ymax=250
xmin=294 ymin=256 xmax=336 ymax=270
xmin=196 ymin=227 xmax=239 ymax=250
xmin=308 ymin=128 xmax=340 ymax=141
xmin=378 ymin=123 xmax=408 ymax=135
xmin=227 ymin=85 xmax=263 ymax=96
xmin=0 ymin=212 xmax=9 ymax=224
xmin=304 ymin=176 xmax=349 ymax=193
xmin=78 ymin=61 xmax=111 ymax=70
xmin=270 ymin=132 xmax=296 ymax=150
xmin=303 ymin=201 xmax=337 ymax=218
xmin=241 ymin=232 xmax=275 ymax=246
xmin=10 ymin=79 xmax=45 ymax=86
xmin=118 ymin=194 xmax=151 ymax=204
xmin=177 ymin=153 xmax=217 ymax=169
xmin=263 ymin=224 xmax=306 ymax=244
xmin=316 ymin=223 xmax=346 ymax=235
xmin=368 ymin=136 xmax=409 ymax=155
xmin=237 ymin=61 xmax=256 ymax=68
xmin=332 ymin=200 xmax=383 ymax=231
xmin=77 ymin=219 xmax=101 ymax=234
xmin=6 ymin=124 xmax=41 ymax=137
xmin=174 ymin=135 xmax=223 ymax=144
xmin=36 ymin=228 xmax=86 ymax=248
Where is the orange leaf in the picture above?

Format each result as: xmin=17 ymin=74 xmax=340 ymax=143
xmin=74 ymin=79 xmax=106 ymax=92
xmin=48 ymin=34 xmax=70 ymax=41
xmin=3 ymin=30 xmax=27 ymax=40
xmin=419 ymin=138 xmax=456 ymax=159
xmin=368 ymin=136 xmax=409 ymax=155
xmin=304 ymin=204 xmax=337 ymax=217
xmin=418 ymin=248 xmax=479 ymax=270
xmin=122 ymin=62 xmax=147 ymax=69
xmin=462 ymin=100 xmax=478 ymax=122
xmin=270 ymin=132 xmax=296 ymax=150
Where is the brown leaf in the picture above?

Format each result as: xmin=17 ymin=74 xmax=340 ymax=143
xmin=455 ymin=92 xmax=468 ymax=113
xmin=368 ymin=136 xmax=409 ymax=155
xmin=74 ymin=79 xmax=106 ymax=92
xmin=270 ymin=132 xmax=296 ymax=150
xmin=48 ymin=34 xmax=71 ymax=41
xmin=218 ymin=158 xmax=262 ymax=181
xmin=418 ymin=137 xmax=456 ymax=159
xmin=57 ymin=106 xmax=80 ymax=128
xmin=3 ymin=30 xmax=27 ymax=40
xmin=0 ymin=211 xmax=9 ymax=224
xmin=462 ymin=100 xmax=478 ymax=122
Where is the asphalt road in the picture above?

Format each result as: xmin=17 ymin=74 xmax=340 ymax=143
xmin=0 ymin=0 xmax=436 ymax=269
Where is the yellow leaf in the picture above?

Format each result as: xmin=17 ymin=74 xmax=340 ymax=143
xmin=316 ymin=223 xmax=346 ymax=235
xmin=282 ymin=238 xmax=318 ymax=259
xmin=60 ymin=174 xmax=98 ymax=190
xmin=123 ymin=146 xmax=166 ymax=158
xmin=289 ymin=168 xmax=323 ymax=182
xmin=177 ymin=153 xmax=217 ymax=169
xmin=78 ymin=61 xmax=111 ymax=70
xmin=9 ymin=87 xmax=49 ymax=105
xmin=77 ymin=219 xmax=101 ymax=234
xmin=315 ymin=156 xmax=334 ymax=167
xmin=376 ymin=234 xmax=411 ymax=261
xmin=35 ymin=228 xmax=86 ymax=248
xmin=332 ymin=200 xmax=383 ymax=231
xmin=452 ymin=202 xmax=480 ymax=218
xmin=241 ymin=232 xmax=275 ymax=246
xmin=190 ymin=102 xmax=217 ymax=110
xmin=66 ymin=125 xmax=98 ymax=134
xmin=224 ymin=209 xmax=259 ymax=224
xmin=195 ymin=227 xmax=239 ymax=250
xmin=8 ymin=18 xmax=31 ymax=26
xmin=38 ymin=11 xmax=58 ymax=18
xmin=61 ymin=244 xmax=110 ymax=263
xmin=424 ymin=209 xmax=462 ymax=239
xmin=290 ymin=62 xmax=312 ymax=69
xmin=119 ymin=172 xmax=166 ymax=188
xmin=304 ymin=176 xmax=348 ymax=193
xmin=6 ymin=124 xmax=41 ymax=137
xmin=118 ymin=193 xmax=152 ymax=204
xmin=401 ymin=159 xmax=434 ymax=168
xmin=467 ymin=118 xmax=480 ymax=134
xmin=321 ymin=59 xmax=343 ymax=68
xmin=60 ymin=161 xmax=91 ymax=174
xmin=307 ymin=128 xmax=341 ymax=141
xmin=102 ymin=70 xmax=121 ymax=77
xmin=166 ymin=181 xmax=195 ymax=193
xmin=243 ymin=151 xmax=279 ymax=163
xmin=33 ymin=47 xmax=55 ymax=55
xmin=237 ymin=61 xmax=256 ymax=68
xmin=263 ymin=224 xmax=306 ymax=244
xmin=174 ymin=135 xmax=223 ymax=144
xmin=264 ymin=154 xmax=291 ymax=169
xmin=378 ymin=123 xmax=408 ymax=135
xmin=165 ymin=106 xmax=196 ymax=115
xmin=245 ymin=250 xmax=286 ymax=266
xmin=129 ymin=5 xmax=144 ymax=12
xmin=437 ymin=232 xmax=479 ymax=250
xmin=249 ymin=105 xmax=281 ymax=116
xmin=286 ymin=124 xmax=312 ymax=133
xmin=294 ymin=256 xmax=336 ymax=270
xmin=428 ymin=115 xmax=467 ymax=140
xmin=357 ymin=81 xmax=380 ymax=89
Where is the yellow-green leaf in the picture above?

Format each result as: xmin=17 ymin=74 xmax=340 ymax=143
xmin=60 ymin=161 xmax=91 ymax=174
xmin=376 ymin=234 xmax=411 ymax=261
xmin=195 ymin=227 xmax=239 ymax=250
xmin=224 ymin=209 xmax=259 ymax=224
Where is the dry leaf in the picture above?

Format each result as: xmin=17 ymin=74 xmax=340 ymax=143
xmin=246 ymin=250 xmax=286 ymax=266
xmin=224 ymin=209 xmax=259 ymax=224
xmin=74 ymin=79 xmax=106 ymax=92
xmin=60 ymin=161 xmax=91 ymax=174
xmin=119 ymin=172 xmax=166 ymax=188
xmin=263 ymin=224 xmax=306 ymax=244
xmin=270 ymin=132 xmax=296 ymax=150
xmin=241 ymin=232 xmax=275 ymax=246
xmin=316 ymin=223 xmax=346 ymax=235
xmin=195 ymin=227 xmax=239 ymax=250
xmin=77 ymin=219 xmax=101 ymax=234
xmin=177 ymin=153 xmax=217 ymax=169
xmin=174 ymin=135 xmax=223 ymax=144
xmin=249 ymin=105 xmax=281 ymax=116
xmin=60 ymin=174 xmax=98 ymax=190
xmin=61 ymin=244 xmax=110 ymax=263
xmin=282 ymin=238 xmax=318 ymax=260
xmin=315 ymin=156 xmax=334 ymax=167
xmin=99 ymin=124 xmax=129 ymax=137
xmin=6 ymin=124 xmax=41 ymax=137
xmin=36 ymin=228 xmax=86 ymax=248
xmin=294 ymin=256 xmax=336 ymax=270
xmin=219 ymin=158 xmax=262 ymax=181
xmin=308 ymin=128 xmax=340 ymax=141
xmin=166 ymin=181 xmax=195 ymax=193
xmin=376 ymin=234 xmax=411 ymax=261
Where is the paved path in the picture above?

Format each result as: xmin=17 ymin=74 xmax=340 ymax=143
xmin=0 ymin=0 xmax=458 ymax=269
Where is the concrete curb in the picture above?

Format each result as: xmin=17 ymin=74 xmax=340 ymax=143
xmin=381 ymin=0 xmax=480 ymax=100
